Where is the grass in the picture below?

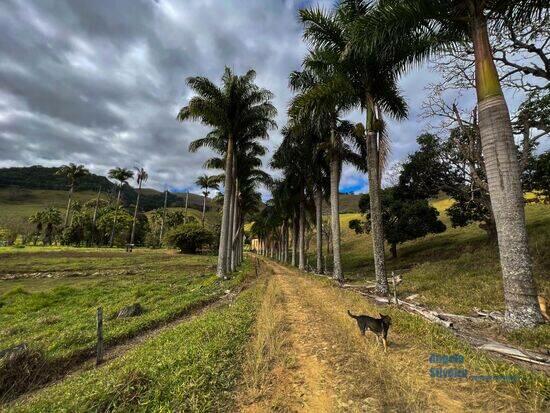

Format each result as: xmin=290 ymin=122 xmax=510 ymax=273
xmin=304 ymin=273 xmax=550 ymax=412
xmin=7 ymin=274 xmax=265 ymax=412
xmin=0 ymin=248 xmax=247 ymax=401
xmin=310 ymin=202 xmax=550 ymax=351
xmin=333 ymin=204 xmax=550 ymax=311
xmin=0 ymin=188 xmax=105 ymax=220
xmin=239 ymin=266 xmax=289 ymax=408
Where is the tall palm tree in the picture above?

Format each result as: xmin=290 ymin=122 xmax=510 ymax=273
xmin=355 ymin=0 xmax=546 ymax=327
xmin=130 ymin=167 xmax=148 ymax=246
xmin=55 ymin=163 xmax=90 ymax=227
xmin=289 ymin=50 xmax=367 ymax=282
xmin=203 ymin=140 xmax=270 ymax=271
xmin=299 ymin=2 xmax=409 ymax=293
xmin=195 ymin=175 xmax=220 ymax=227
xmin=179 ymin=68 xmax=276 ymax=278
xmin=108 ymin=167 xmax=134 ymax=247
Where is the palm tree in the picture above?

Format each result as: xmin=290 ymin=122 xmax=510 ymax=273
xmin=179 ymin=68 xmax=277 ymax=278
xmin=355 ymin=0 xmax=546 ymax=327
xmin=203 ymin=140 xmax=271 ymax=271
xmin=130 ymin=167 xmax=148 ymax=246
xmin=55 ymin=163 xmax=90 ymax=227
xmin=289 ymin=49 xmax=367 ymax=281
xmin=195 ymin=175 xmax=220 ymax=227
xmin=272 ymin=118 xmax=330 ymax=273
xmin=108 ymin=167 xmax=134 ymax=247
xmin=299 ymin=2 xmax=409 ymax=293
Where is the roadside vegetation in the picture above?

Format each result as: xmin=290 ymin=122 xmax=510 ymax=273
xmin=7 ymin=275 xmax=264 ymax=413
xmin=0 ymin=248 xmax=248 ymax=402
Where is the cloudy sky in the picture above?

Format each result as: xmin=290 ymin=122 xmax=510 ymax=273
xmin=0 ymin=0 xmax=531 ymax=197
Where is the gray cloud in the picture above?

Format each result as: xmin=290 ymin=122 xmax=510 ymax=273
xmin=0 ymin=0 xmax=531 ymax=197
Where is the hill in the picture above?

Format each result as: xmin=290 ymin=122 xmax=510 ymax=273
xmin=0 ymin=166 xmax=215 ymax=215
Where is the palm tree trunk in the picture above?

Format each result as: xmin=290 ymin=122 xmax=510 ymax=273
xmin=184 ymin=191 xmax=189 ymax=223
xmin=298 ymin=191 xmax=306 ymax=270
xmin=109 ymin=187 xmax=122 ymax=248
xmin=315 ymin=188 xmax=323 ymax=274
xmin=233 ymin=182 xmax=239 ymax=268
xmin=130 ymin=183 xmax=142 ymax=245
xmin=471 ymin=17 xmax=543 ymax=328
xmin=159 ymin=190 xmax=168 ymax=246
xmin=330 ymin=126 xmax=343 ymax=282
xmin=367 ymin=125 xmax=388 ymax=295
xmin=201 ymin=190 xmax=207 ymax=227
xmin=63 ymin=185 xmax=73 ymax=227
xmin=292 ymin=214 xmax=298 ymax=267
xmin=217 ymin=137 xmax=234 ymax=278
xmin=91 ymin=187 xmax=101 ymax=245
xmin=283 ymin=220 xmax=288 ymax=263
xmin=228 ymin=176 xmax=238 ymax=272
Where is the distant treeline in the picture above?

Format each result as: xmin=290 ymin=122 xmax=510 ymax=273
xmin=0 ymin=166 xmax=209 ymax=212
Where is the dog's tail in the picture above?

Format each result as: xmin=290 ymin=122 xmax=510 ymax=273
xmin=347 ymin=310 xmax=358 ymax=319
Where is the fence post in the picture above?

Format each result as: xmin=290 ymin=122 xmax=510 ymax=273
xmin=96 ymin=307 xmax=103 ymax=366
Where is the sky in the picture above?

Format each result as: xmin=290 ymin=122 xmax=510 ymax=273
xmin=0 ymin=0 xmax=532 ymax=197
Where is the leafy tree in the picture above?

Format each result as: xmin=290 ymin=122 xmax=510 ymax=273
xmin=523 ymin=151 xmax=550 ymax=201
xmin=28 ymin=207 xmax=62 ymax=245
xmin=97 ymin=206 xmax=133 ymax=247
xmin=55 ymin=163 xmax=90 ymax=227
xmin=351 ymin=188 xmax=446 ymax=258
xmin=166 ymin=224 xmax=214 ymax=254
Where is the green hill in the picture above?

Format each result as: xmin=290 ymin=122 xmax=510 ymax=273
xmin=0 ymin=166 xmax=216 ymax=219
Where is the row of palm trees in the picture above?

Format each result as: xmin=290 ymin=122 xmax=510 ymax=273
xmin=178 ymin=68 xmax=276 ymax=278
xmin=256 ymin=0 xmax=544 ymax=330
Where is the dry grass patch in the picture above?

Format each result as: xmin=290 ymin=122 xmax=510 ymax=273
xmin=239 ymin=276 xmax=289 ymax=409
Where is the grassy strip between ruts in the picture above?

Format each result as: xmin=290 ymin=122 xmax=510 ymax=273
xmin=7 ymin=276 xmax=266 ymax=412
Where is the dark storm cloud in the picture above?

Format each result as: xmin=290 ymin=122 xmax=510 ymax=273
xmin=3 ymin=0 xmax=513 ymax=196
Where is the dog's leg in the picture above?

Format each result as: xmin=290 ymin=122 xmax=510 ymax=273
xmin=382 ymin=337 xmax=387 ymax=352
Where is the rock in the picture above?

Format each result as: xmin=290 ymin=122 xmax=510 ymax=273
xmin=116 ymin=303 xmax=144 ymax=318
xmin=0 ymin=343 xmax=28 ymax=358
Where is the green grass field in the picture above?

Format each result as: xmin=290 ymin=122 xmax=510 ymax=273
xmin=7 ymin=275 xmax=264 ymax=413
xmin=0 ymin=247 xmax=247 ymax=401
xmin=0 ymin=188 xmax=105 ymax=220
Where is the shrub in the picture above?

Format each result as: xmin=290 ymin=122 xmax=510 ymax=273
xmin=166 ymin=224 xmax=213 ymax=253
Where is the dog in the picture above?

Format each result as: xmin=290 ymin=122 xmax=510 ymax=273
xmin=348 ymin=310 xmax=392 ymax=352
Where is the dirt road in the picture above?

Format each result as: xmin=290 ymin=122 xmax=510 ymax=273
xmin=239 ymin=259 xmax=545 ymax=412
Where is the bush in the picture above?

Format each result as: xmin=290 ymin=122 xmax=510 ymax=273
xmin=166 ymin=224 xmax=214 ymax=253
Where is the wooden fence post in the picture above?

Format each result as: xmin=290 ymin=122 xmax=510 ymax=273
xmin=96 ymin=307 xmax=103 ymax=366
